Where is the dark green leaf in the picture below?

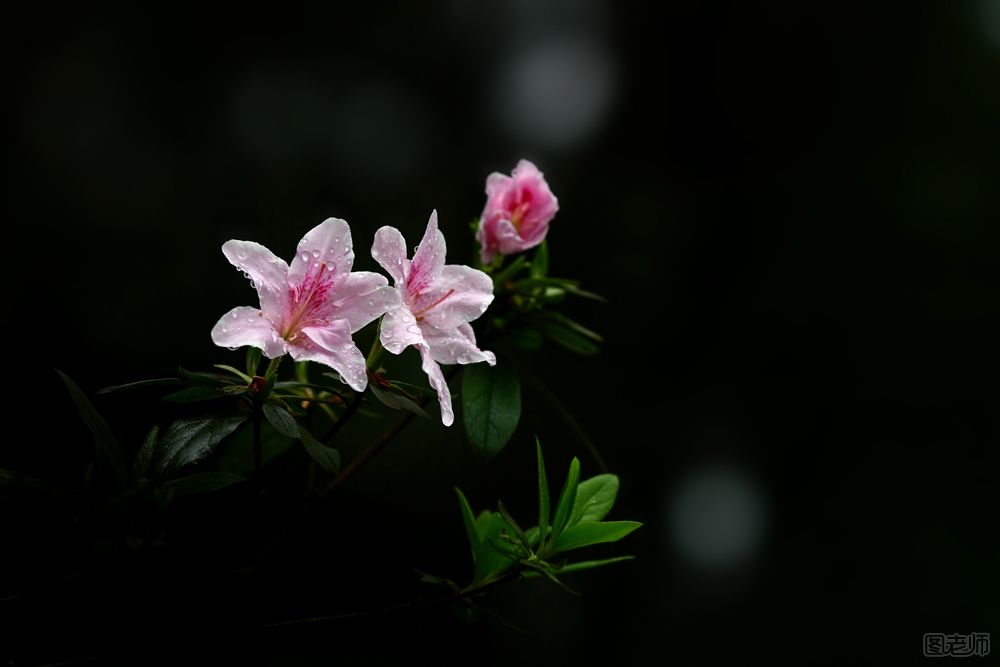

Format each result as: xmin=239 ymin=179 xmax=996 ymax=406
xmin=545 ymin=313 xmax=603 ymax=342
xmin=246 ymin=347 xmax=262 ymax=377
xmin=370 ymin=384 xmax=430 ymax=418
xmin=537 ymin=322 xmax=600 ymax=356
xmin=133 ymin=426 xmax=159 ymax=478
xmin=262 ymin=404 xmax=299 ymax=438
xmin=299 ymin=426 xmax=339 ymax=473
xmin=154 ymin=415 xmax=248 ymax=476
xmin=552 ymin=521 xmax=642 ymax=554
xmin=0 ymin=468 xmax=75 ymax=506
xmin=58 ymin=370 xmax=126 ymax=484
xmin=455 ymin=487 xmax=480 ymax=564
xmin=509 ymin=326 xmax=544 ymax=351
xmin=214 ymin=364 xmax=252 ymax=383
xmin=555 ymin=556 xmax=635 ymax=574
xmin=568 ymin=474 xmax=619 ymax=528
xmin=551 ymin=457 xmax=580 ymax=538
xmin=163 ymin=386 xmax=226 ymax=403
xmin=163 ymin=472 xmax=247 ymax=496
xmin=536 ymin=440 xmax=550 ymax=548
xmin=98 ymin=378 xmax=187 ymax=395
xmin=462 ymin=363 xmax=521 ymax=460
xmin=178 ymin=367 xmax=230 ymax=387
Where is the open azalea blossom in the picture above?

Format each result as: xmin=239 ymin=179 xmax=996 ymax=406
xmin=372 ymin=211 xmax=496 ymax=425
xmin=211 ymin=218 xmax=400 ymax=392
xmin=476 ymin=159 xmax=559 ymax=264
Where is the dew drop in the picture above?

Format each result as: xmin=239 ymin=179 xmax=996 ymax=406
xmin=231 ymin=312 xmax=239 ymax=319
xmin=311 ymin=250 xmax=321 ymax=258
xmin=247 ymin=318 xmax=256 ymax=324
xmin=300 ymin=252 xmax=310 ymax=262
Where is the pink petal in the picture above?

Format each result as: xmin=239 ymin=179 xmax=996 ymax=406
xmin=485 ymin=171 xmax=512 ymax=199
xmin=371 ymin=226 xmax=408 ymax=284
xmin=419 ymin=345 xmax=454 ymax=426
xmin=422 ymin=322 xmax=496 ymax=366
xmin=329 ymin=272 xmax=401 ymax=333
xmin=406 ymin=210 xmax=447 ymax=295
xmin=416 ymin=265 xmax=494 ymax=329
xmin=491 ymin=219 xmax=525 ymax=256
xmin=292 ymin=321 xmax=368 ymax=392
xmin=379 ymin=306 xmax=426 ymax=355
xmin=512 ymin=159 xmax=543 ymax=180
xmin=211 ymin=306 xmax=286 ymax=358
xmin=221 ymin=240 xmax=290 ymax=316
xmin=475 ymin=222 xmax=496 ymax=265
xmin=288 ymin=218 xmax=355 ymax=291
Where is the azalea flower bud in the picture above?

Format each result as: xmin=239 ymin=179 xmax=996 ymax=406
xmin=476 ymin=159 xmax=559 ymax=265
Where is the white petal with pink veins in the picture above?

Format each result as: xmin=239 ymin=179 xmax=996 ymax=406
xmin=211 ymin=306 xmax=286 ymax=358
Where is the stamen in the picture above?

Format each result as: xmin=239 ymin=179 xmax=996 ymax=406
xmin=412 ymin=288 xmax=455 ymax=319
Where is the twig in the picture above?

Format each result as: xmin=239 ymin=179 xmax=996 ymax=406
xmin=258 ymin=571 xmax=519 ymax=629
xmin=519 ymin=365 xmax=608 ymax=472
xmin=321 ymin=390 xmax=363 ymax=443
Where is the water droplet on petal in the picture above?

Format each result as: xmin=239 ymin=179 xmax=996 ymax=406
xmin=311 ymin=250 xmax=321 ymax=258
xmin=247 ymin=318 xmax=256 ymax=324
xmin=231 ymin=312 xmax=239 ymax=319
xmin=300 ymin=252 xmax=310 ymax=262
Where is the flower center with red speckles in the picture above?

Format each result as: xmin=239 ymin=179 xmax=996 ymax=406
xmin=410 ymin=288 xmax=455 ymax=322
xmin=283 ymin=263 xmax=336 ymax=338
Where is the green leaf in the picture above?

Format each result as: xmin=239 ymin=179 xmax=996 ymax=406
xmin=546 ymin=312 xmax=603 ymax=342
xmin=58 ymin=370 xmax=126 ymax=484
xmin=531 ymin=240 xmax=549 ymax=277
xmin=98 ymin=378 xmax=187 ymax=395
xmin=246 ymin=347 xmax=262 ymax=377
xmin=523 ymin=556 xmax=635 ymax=578
xmin=555 ymin=556 xmax=635 ymax=574
xmin=455 ymin=487 xmax=480 ymax=564
xmin=154 ymin=415 xmax=248 ymax=476
xmin=537 ymin=322 xmax=600 ymax=356
xmin=492 ymin=255 xmax=529 ymax=285
xmin=177 ymin=367 xmax=230 ymax=387
xmin=298 ymin=426 xmax=340 ymax=473
xmin=133 ymin=426 xmax=159 ymax=478
xmin=552 ymin=521 xmax=642 ymax=554
xmin=0 ymin=468 xmax=75 ymax=506
xmin=262 ymin=404 xmax=299 ymax=438
xmin=497 ymin=500 xmax=530 ymax=552
xmin=163 ymin=472 xmax=247 ymax=496
xmin=462 ymin=363 xmax=521 ymax=460
xmin=369 ymin=384 xmax=430 ymax=419
xmin=474 ymin=511 xmax=519 ymax=583
xmin=509 ymin=326 xmax=544 ymax=351
xmin=551 ymin=457 xmax=580 ymax=539
xmin=568 ymin=474 xmax=619 ymax=528
xmin=214 ymin=364 xmax=253 ymax=383
xmin=163 ymin=386 xmax=226 ymax=403
xmin=536 ymin=440 xmax=550 ymax=549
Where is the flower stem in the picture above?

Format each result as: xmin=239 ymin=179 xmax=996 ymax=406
xmin=265 ymin=356 xmax=283 ymax=378
xmin=252 ymin=405 xmax=262 ymax=474
xmin=366 ymin=319 xmax=386 ymax=371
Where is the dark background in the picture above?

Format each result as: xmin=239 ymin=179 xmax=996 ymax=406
xmin=3 ymin=2 xmax=999 ymax=664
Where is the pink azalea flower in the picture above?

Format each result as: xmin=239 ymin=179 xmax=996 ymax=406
xmin=476 ymin=159 xmax=559 ymax=264
xmin=372 ymin=211 xmax=496 ymax=425
xmin=211 ymin=218 xmax=400 ymax=392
